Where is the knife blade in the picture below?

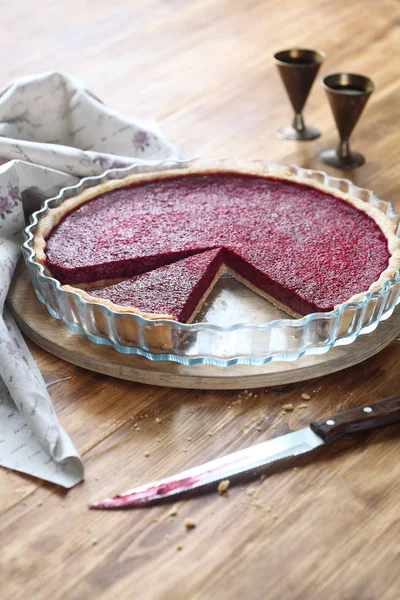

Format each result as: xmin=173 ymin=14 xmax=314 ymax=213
xmin=90 ymin=393 xmax=400 ymax=509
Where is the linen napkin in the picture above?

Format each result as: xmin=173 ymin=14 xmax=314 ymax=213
xmin=0 ymin=71 xmax=180 ymax=488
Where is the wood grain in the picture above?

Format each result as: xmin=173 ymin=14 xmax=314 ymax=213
xmin=1 ymin=1 xmax=400 ymax=599
xmin=7 ymin=261 xmax=400 ymax=389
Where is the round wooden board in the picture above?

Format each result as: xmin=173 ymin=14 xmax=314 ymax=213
xmin=7 ymin=261 xmax=400 ymax=389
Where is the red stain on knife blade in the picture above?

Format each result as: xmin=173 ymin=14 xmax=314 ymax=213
xmin=89 ymin=475 xmax=200 ymax=509
xmin=89 ymin=440 xmax=268 ymax=509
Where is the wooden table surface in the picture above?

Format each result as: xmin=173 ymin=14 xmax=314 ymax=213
xmin=2 ymin=1 xmax=400 ymax=598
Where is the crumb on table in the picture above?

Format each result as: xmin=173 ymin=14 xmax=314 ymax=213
xmin=238 ymin=389 xmax=253 ymax=400
xmin=217 ymin=480 xmax=230 ymax=494
xmin=282 ymin=403 xmax=293 ymax=411
xmin=301 ymin=393 xmax=311 ymax=400
xmin=185 ymin=518 xmax=196 ymax=530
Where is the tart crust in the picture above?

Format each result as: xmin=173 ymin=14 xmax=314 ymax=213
xmin=33 ymin=161 xmax=400 ymax=323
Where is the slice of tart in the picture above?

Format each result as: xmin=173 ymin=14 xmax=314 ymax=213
xmin=66 ymin=248 xmax=225 ymax=322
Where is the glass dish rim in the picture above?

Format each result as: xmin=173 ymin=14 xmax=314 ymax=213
xmin=21 ymin=157 xmax=400 ymax=365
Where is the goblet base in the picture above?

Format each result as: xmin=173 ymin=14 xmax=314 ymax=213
xmin=319 ymin=148 xmax=365 ymax=170
xmin=276 ymin=124 xmax=321 ymax=141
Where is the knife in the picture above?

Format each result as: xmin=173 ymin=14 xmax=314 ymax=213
xmin=90 ymin=394 xmax=400 ymax=509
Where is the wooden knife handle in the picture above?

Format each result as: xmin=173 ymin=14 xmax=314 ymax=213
xmin=310 ymin=394 xmax=400 ymax=444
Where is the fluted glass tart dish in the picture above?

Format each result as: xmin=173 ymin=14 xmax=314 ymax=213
xmin=22 ymin=159 xmax=400 ymax=366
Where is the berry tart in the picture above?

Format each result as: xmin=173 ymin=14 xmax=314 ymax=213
xmin=32 ymin=161 xmax=400 ymax=349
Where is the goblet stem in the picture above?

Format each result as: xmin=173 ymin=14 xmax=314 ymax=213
xmin=320 ymin=136 xmax=365 ymax=170
xmin=338 ymin=139 xmax=350 ymax=159
xmin=293 ymin=113 xmax=305 ymax=133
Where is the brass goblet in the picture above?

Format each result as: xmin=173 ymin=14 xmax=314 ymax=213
xmin=319 ymin=73 xmax=375 ymax=169
xmin=274 ymin=48 xmax=325 ymax=141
